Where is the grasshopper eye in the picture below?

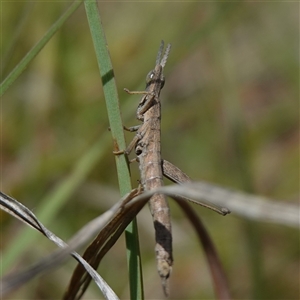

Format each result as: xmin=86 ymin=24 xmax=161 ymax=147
xmin=146 ymin=71 xmax=165 ymax=88
xmin=146 ymin=70 xmax=155 ymax=85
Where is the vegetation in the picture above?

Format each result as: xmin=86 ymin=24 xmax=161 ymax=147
xmin=1 ymin=2 xmax=298 ymax=299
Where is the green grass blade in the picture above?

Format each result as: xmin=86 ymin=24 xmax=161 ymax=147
xmin=0 ymin=0 xmax=84 ymax=96
xmin=84 ymin=1 xmax=144 ymax=299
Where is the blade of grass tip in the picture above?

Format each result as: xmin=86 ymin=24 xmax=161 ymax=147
xmin=2 ymin=137 xmax=108 ymax=273
xmin=84 ymin=2 xmax=143 ymax=299
xmin=0 ymin=0 xmax=84 ymax=96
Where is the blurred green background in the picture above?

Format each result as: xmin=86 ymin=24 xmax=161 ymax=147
xmin=1 ymin=2 xmax=299 ymax=299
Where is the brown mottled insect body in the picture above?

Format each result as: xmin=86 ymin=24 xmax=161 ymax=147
xmin=124 ymin=41 xmax=172 ymax=295
xmin=123 ymin=41 xmax=230 ymax=296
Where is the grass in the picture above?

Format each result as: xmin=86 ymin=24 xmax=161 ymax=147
xmin=1 ymin=2 xmax=299 ymax=299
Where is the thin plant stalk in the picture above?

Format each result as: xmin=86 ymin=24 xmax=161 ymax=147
xmin=84 ymin=1 xmax=144 ymax=299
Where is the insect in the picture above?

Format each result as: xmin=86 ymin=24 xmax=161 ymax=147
xmin=122 ymin=41 xmax=173 ymax=295
xmin=122 ymin=41 xmax=230 ymax=296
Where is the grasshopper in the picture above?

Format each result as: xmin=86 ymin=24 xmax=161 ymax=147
xmin=120 ymin=41 xmax=230 ymax=296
